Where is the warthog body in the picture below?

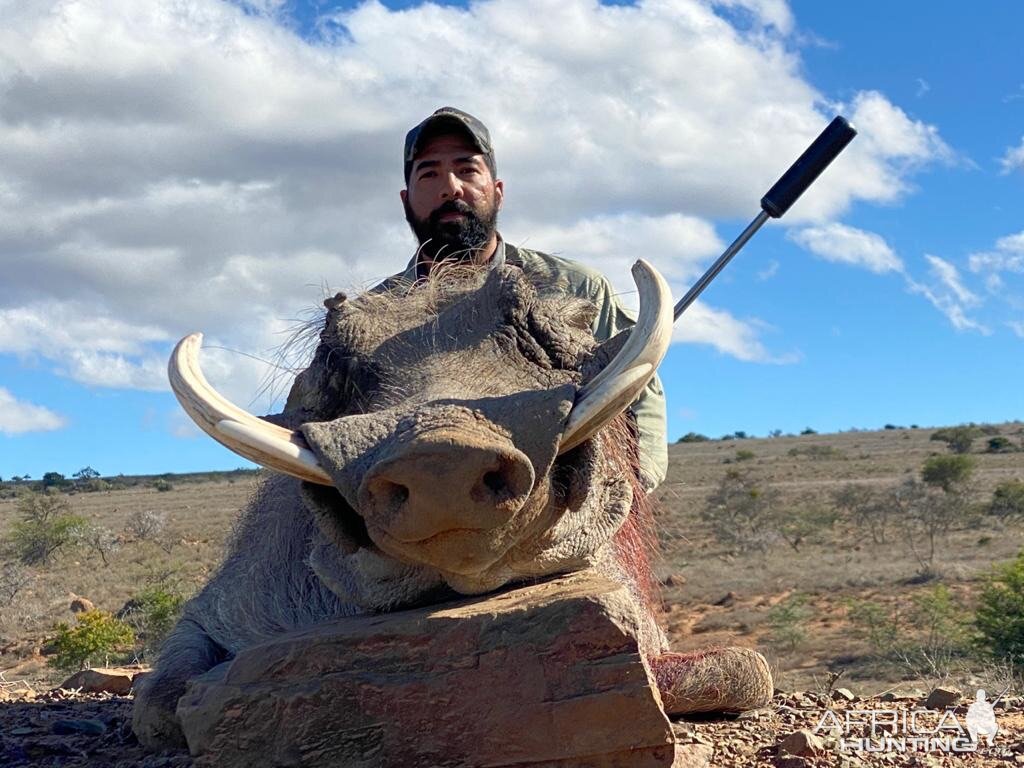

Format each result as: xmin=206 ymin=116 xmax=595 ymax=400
xmin=134 ymin=263 xmax=771 ymax=748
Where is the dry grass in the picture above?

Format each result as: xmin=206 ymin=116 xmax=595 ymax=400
xmin=653 ymin=422 xmax=1024 ymax=692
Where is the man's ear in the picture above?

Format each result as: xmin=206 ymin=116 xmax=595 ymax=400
xmin=494 ymin=179 xmax=504 ymax=211
xmin=400 ymin=189 xmax=409 ymax=206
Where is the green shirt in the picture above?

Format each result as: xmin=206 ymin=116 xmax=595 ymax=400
xmin=376 ymin=239 xmax=668 ymax=490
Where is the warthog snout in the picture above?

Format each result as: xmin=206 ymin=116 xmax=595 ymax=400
xmin=359 ymin=430 xmax=535 ymax=544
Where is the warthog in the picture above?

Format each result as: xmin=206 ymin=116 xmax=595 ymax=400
xmin=133 ymin=260 xmax=772 ymax=748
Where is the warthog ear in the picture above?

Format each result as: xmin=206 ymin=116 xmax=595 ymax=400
xmin=558 ymin=260 xmax=672 ymax=454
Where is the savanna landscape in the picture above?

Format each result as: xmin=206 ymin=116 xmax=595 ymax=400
xmin=2 ymin=422 xmax=1023 ymax=766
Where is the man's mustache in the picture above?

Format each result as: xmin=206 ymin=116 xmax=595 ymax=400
xmin=429 ymin=200 xmax=477 ymax=226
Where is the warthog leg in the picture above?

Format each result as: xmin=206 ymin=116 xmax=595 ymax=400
xmin=132 ymin=618 xmax=226 ymax=749
xmin=649 ymin=647 xmax=773 ymax=715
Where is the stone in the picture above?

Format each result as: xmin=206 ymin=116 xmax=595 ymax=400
xmin=69 ymin=596 xmax=95 ymax=613
xmin=177 ymin=571 xmax=677 ymax=768
xmin=774 ymin=757 xmax=810 ymax=768
xmin=832 ymin=687 xmax=856 ymax=702
xmin=57 ymin=667 xmax=143 ymax=695
xmin=672 ymin=743 xmax=713 ymax=767
xmin=778 ymin=730 xmax=824 ymax=757
xmin=924 ymin=687 xmax=961 ymax=709
xmin=51 ymin=719 xmax=107 ymax=736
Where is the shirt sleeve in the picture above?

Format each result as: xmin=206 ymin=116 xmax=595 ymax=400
xmin=584 ymin=274 xmax=669 ymax=492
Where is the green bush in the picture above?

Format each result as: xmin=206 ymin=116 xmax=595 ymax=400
xmin=768 ymin=594 xmax=811 ymax=652
xmin=735 ymin=449 xmax=755 ymax=462
xmin=48 ymin=610 xmax=135 ymax=672
xmin=846 ymin=599 xmax=900 ymax=655
xmin=975 ymin=551 xmax=1024 ymax=664
xmin=151 ymin=478 xmax=173 ymax=492
xmin=677 ymin=432 xmax=710 ymax=443
xmin=5 ymin=492 xmax=88 ymax=566
xmin=132 ymin=585 xmax=186 ymax=653
xmin=930 ymin=426 xmax=981 ymax=454
xmin=985 ymin=436 xmax=1018 ymax=453
xmin=989 ymin=480 xmax=1024 ymax=521
xmin=921 ymin=454 xmax=975 ymax=492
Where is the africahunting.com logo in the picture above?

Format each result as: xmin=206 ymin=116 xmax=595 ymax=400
xmin=813 ymin=689 xmax=1000 ymax=754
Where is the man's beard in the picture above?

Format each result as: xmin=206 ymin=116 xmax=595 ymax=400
xmin=404 ymin=198 xmax=498 ymax=264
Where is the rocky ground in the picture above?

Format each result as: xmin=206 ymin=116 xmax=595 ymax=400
xmin=1 ymin=679 xmax=1021 ymax=767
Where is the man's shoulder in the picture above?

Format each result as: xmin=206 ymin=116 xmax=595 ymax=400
xmin=508 ymin=245 xmax=612 ymax=301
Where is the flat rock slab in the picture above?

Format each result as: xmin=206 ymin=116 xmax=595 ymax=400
xmin=177 ymin=570 xmax=676 ymax=767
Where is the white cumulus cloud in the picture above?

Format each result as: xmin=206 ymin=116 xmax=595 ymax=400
xmin=788 ymin=222 xmax=903 ymax=274
xmin=925 ymin=255 xmax=979 ymax=307
xmin=907 ymin=255 xmax=987 ymax=334
xmin=0 ymin=387 xmax=67 ymax=435
xmin=0 ymin=0 xmax=953 ymax=405
xmin=1000 ymin=137 xmax=1024 ymax=174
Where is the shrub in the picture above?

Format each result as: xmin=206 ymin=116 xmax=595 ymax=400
xmin=768 ymin=594 xmax=811 ymax=652
xmin=5 ymin=492 xmax=88 ymax=565
xmin=48 ymin=610 xmax=135 ymax=672
xmin=846 ymin=599 xmax=900 ymax=655
xmin=0 ymin=562 xmax=32 ymax=607
xmin=677 ymin=432 xmax=710 ymax=443
xmin=975 ymin=551 xmax=1024 ymax=664
xmin=771 ymin=501 xmax=836 ymax=552
xmin=921 ymin=454 xmax=975 ymax=492
xmin=79 ymin=524 xmax=120 ymax=567
xmin=848 ymin=585 xmax=971 ymax=682
xmin=800 ymin=427 xmax=817 ymax=435
xmin=121 ymin=584 xmax=187 ymax=659
xmin=735 ymin=449 xmax=755 ymax=462
xmin=893 ymin=477 xmax=973 ymax=579
xmin=989 ymin=480 xmax=1024 ymax=521
xmin=985 ymin=436 xmax=1018 ymax=454
xmin=151 ymin=478 xmax=173 ymax=492
xmin=702 ymin=469 xmax=778 ymax=553
xmin=930 ymin=426 xmax=981 ymax=454
xmin=832 ymin=483 xmax=890 ymax=544
xmin=910 ymin=583 xmax=970 ymax=651
xmin=124 ymin=509 xmax=167 ymax=541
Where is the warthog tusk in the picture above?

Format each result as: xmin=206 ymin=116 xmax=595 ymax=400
xmin=559 ymin=259 xmax=673 ymax=454
xmin=168 ymin=333 xmax=333 ymax=485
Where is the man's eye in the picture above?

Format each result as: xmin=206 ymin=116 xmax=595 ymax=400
xmin=418 ymin=170 xmax=437 ymax=180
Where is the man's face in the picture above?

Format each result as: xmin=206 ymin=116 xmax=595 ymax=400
xmin=401 ymin=134 xmax=503 ymax=263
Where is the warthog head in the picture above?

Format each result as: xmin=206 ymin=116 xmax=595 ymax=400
xmin=171 ymin=260 xmax=671 ymax=600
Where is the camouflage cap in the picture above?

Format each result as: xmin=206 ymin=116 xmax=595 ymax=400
xmin=404 ymin=107 xmax=495 ymax=182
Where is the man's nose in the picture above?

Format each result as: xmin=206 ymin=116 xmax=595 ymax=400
xmin=440 ymin=172 xmax=464 ymax=199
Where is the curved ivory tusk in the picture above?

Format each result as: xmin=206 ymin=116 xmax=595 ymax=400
xmin=559 ymin=259 xmax=673 ymax=454
xmin=168 ymin=333 xmax=333 ymax=485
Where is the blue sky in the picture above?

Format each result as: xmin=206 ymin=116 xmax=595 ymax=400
xmin=0 ymin=0 xmax=1021 ymax=478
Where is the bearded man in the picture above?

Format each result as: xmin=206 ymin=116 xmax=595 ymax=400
xmin=291 ymin=107 xmax=668 ymax=490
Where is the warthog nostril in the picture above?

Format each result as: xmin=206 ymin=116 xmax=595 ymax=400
xmin=473 ymin=459 xmax=527 ymax=505
xmin=483 ymin=470 xmax=506 ymax=496
xmin=368 ymin=479 xmax=409 ymax=515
